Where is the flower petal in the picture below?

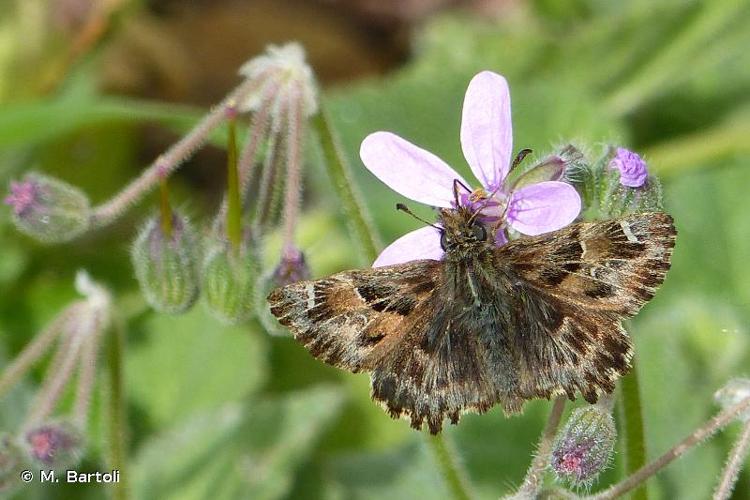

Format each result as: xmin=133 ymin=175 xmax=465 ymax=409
xmin=460 ymin=71 xmax=513 ymax=188
xmin=372 ymin=226 xmax=444 ymax=267
xmin=508 ymin=181 xmax=581 ymax=235
xmin=360 ymin=132 xmax=467 ymax=208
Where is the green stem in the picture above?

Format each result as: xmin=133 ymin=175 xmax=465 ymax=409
xmin=619 ymin=360 xmax=648 ymax=500
xmin=427 ymin=433 xmax=473 ymax=500
xmin=312 ymin=106 xmax=381 ymax=263
xmin=226 ymin=115 xmax=242 ymax=251
xmin=108 ymin=312 xmax=128 ymax=500
xmin=159 ymin=177 xmax=173 ymax=238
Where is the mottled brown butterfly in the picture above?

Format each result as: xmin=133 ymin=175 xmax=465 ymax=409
xmin=267 ymin=203 xmax=676 ymax=434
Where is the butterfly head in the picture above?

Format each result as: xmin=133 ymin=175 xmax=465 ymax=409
xmin=437 ymin=206 xmax=493 ymax=253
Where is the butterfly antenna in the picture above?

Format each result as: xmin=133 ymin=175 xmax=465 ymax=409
xmin=452 ymin=179 xmax=472 ymax=207
xmin=396 ymin=203 xmax=443 ymax=231
xmin=510 ymin=148 xmax=533 ymax=173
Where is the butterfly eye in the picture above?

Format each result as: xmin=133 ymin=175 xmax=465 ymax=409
xmin=440 ymin=230 xmax=451 ymax=251
xmin=471 ymin=222 xmax=487 ymax=241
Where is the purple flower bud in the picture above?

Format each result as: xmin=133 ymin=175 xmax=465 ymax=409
xmin=609 ymin=148 xmax=648 ymax=188
xmin=551 ymin=406 xmax=616 ymax=488
xmin=131 ymin=213 xmax=200 ymax=314
xmin=0 ymin=433 xmax=24 ymax=493
xmin=4 ymin=173 xmax=90 ymax=243
xmin=24 ymin=420 xmax=84 ymax=470
xmin=715 ymin=378 xmax=750 ymax=422
xmin=273 ymin=247 xmax=311 ymax=287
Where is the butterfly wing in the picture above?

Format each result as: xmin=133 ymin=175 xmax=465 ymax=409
xmin=493 ymin=212 xmax=676 ymax=406
xmin=268 ymin=259 xmax=504 ymax=433
xmin=268 ymin=212 xmax=676 ymax=434
xmin=267 ymin=259 xmax=442 ymax=373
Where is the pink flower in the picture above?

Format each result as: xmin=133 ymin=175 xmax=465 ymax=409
xmin=359 ymin=71 xmax=581 ymax=267
xmin=4 ymin=180 xmax=38 ymax=216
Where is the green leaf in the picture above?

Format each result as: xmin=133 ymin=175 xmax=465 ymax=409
xmin=125 ymin=307 xmax=268 ymax=428
xmin=325 ymin=439 xmax=451 ymax=500
xmin=0 ymin=96 xmax=204 ymax=150
xmin=131 ymin=386 xmax=345 ymax=500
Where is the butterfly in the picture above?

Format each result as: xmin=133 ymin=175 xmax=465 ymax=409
xmin=267 ymin=203 xmax=676 ymax=434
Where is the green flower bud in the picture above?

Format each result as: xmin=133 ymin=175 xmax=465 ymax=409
xmin=4 ymin=173 xmax=90 ymax=243
xmin=202 ymin=235 xmax=259 ymax=324
xmin=131 ymin=213 xmax=200 ymax=314
xmin=0 ymin=433 xmax=24 ymax=494
xmin=508 ymin=155 xmax=565 ymax=190
xmin=551 ymin=406 xmax=616 ymax=488
xmin=24 ymin=420 xmax=84 ymax=470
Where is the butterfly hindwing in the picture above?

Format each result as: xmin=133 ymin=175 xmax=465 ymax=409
xmin=494 ymin=212 xmax=675 ymax=405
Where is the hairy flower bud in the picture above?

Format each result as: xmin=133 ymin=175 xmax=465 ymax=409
xmin=551 ymin=406 xmax=616 ymax=488
xmin=24 ymin=420 xmax=84 ymax=470
xmin=238 ymin=42 xmax=318 ymax=117
xmin=715 ymin=378 xmax=750 ymax=422
xmin=0 ymin=434 xmax=24 ymax=493
xmin=4 ymin=173 xmax=90 ymax=243
xmin=202 ymin=237 xmax=259 ymax=324
xmin=508 ymin=155 xmax=566 ymax=191
xmin=131 ymin=213 xmax=200 ymax=314
xmin=273 ymin=247 xmax=311 ymax=287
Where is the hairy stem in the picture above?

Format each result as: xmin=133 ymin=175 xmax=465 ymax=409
xmin=427 ymin=433 xmax=473 ymax=500
xmin=713 ymin=419 xmax=750 ymax=500
xmin=26 ymin=326 xmax=84 ymax=426
xmin=587 ymin=395 xmax=750 ymax=500
xmin=72 ymin=323 xmax=102 ymax=429
xmin=0 ymin=306 xmax=73 ymax=398
xmin=619 ymin=361 xmax=648 ymax=500
xmin=281 ymin=84 xmax=304 ymax=252
xmin=514 ymin=396 xmax=567 ymax=497
xmin=90 ymin=75 xmax=267 ymax=228
xmin=108 ymin=312 xmax=128 ymax=500
xmin=312 ymin=106 xmax=381 ymax=264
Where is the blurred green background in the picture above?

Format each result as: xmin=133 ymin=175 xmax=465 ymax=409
xmin=1 ymin=0 xmax=749 ymax=499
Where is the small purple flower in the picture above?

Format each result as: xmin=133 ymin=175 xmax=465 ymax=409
xmin=359 ymin=71 xmax=581 ymax=267
xmin=273 ymin=246 xmax=311 ymax=286
xmin=4 ymin=180 xmax=38 ymax=216
xmin=25 ymin=421 xmax=83 ymax=469
xmin=609 ymin=147 xmax=648 ymax=188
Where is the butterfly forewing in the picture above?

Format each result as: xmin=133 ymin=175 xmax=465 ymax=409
xmin=268 ymin=260 xmax=441 ymax=372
